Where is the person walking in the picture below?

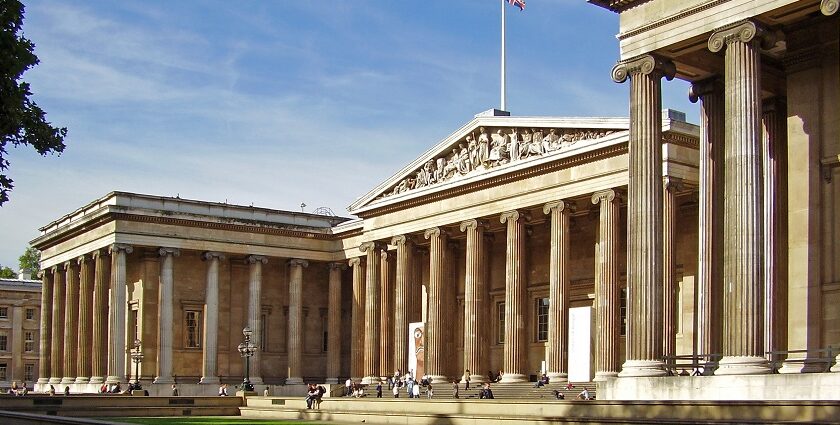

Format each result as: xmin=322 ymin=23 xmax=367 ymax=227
xmin=426 ymin=382 xmax=434 ymax=399
xmin=376 ymin=381 xmax=383 ymax=398
xmin=463 ymin=369 xmax=471 ymax=390
xmin=452 ymin=381 xmax=459 ymax=399
xmin=412 ymin=382 xmax=420 ymax=399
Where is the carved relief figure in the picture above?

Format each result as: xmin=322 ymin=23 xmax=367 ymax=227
xmin=477 ymin=127 xmax=490 ymax=167
xmin=542 ymin=128 xmax=560 ymax=153
xmin=509 ymin=128 xmax=520 ymax=162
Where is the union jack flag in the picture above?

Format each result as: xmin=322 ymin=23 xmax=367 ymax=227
xmin=508 ymin=0 xmax=525 ymax=11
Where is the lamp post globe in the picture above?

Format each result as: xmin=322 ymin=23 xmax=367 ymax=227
xmin=239 ymin=326 xmax=257 ymax=392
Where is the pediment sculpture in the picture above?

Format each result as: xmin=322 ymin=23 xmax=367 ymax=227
xmin=379 ymin=127 xmax=616 ymax=200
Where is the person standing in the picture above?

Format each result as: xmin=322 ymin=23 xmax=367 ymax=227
xmin=392 ymin=383 xmax=400 ymax=398
xmin=376 ymin=381 xmax=383 ymax=398
xmin=345 ymin=377 xmax=352 ymax=397
xmin=426 ymin=382 xmax=434 ymax=399
xmin=463 ymin=369 xmax=471 ymax=390
xmin=412 ymin=382 xmax=420 ymax=399
xmin=171 ymin=384 xmax=179 ymax=396
xmin=452 ymin=381 xmax=459 ymax=399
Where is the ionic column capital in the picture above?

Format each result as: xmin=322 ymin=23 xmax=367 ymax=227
xmin=50 ymin=264 xmax=64 ymax=274
xmin=348 ymin=257 xmax=362 ymax=267
xmin=109 ymin=244 xmax=133 ymax=256
xmin=591 ymin=189 xmax=618 ymax=205
xmin=289 ymin=258 xmax=309 ymax=268
xmin=611 ymin=54 xmax=675 ymax=84
xmin=688 ymin=76 xmax=724 ymax=103
xmin=424 ymin=227 xmax=447 ymax=240
xmin=380 ymin=250 xmax=393 ymax=261
xmin=500 ymin=210 xmax=530 ymax=224
xmin=543 ymin=200 xmax=575 ymax=215
xmin=663 ymin=176 xmax=684 ymax=192
xmin=708 ymin=20 xmax=778 ymax=53
xmin=459 ymin=219 xmax=489 ymax=232
xmin=823 ymin=0 xmax=838 ymax=15
xmin=359 ymin=241 xmax=386 ymax=253
xmin=76 ymin=254 xmax=90 ymax=265
xmin=246 ymin=254 xmax=268 ymax=265
xmin=390 ymin=234 xmax=407 ymax=247
xmin=63 ymin=259 xmax=76 ymax=270
xmin=329 ymin=261 xmax=347 ymax=271
xmin=202 ymin=251 xmax=225 ymax=261
xmin=159 ymin=247 xmax=181 ymax=258
xmin=91 ymin=248 xmax=109 ymax=261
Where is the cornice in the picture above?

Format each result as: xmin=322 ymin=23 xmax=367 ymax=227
xmin=111 ymin=213 xmax=336 ymax=240
xmin=617 ymin=0 xmax=732 ymax=41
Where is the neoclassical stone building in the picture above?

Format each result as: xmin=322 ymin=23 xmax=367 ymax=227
xmin=30 ymin=0 xmax=839 ymax=400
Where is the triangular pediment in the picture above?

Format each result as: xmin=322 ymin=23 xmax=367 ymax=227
xmin=348 ymin=115 xmax=630 ymax=215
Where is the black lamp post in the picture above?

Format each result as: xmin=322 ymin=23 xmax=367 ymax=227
xmin=237 ymin=326 xmax=257 ymax=392
xmin=130 ymin=338 xmax=144 ymax=390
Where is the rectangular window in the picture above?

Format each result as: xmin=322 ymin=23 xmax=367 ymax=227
xmin=26 ymin=308 xmax=35 ymax=320
xmin=24 ymin=331 xmax=34 ymax=352
xmin=0 ymin=363 xmax=6 ymax=381
xmin=260 ymin=313 xmax=267 ymax=351
xmin=185 ymin=310 xmax=202 ymax=348
xmin=620 ymin=287 xmax=627 ymax=337
xmin=0 ymin=334 xmax=7 ymax=351
xmin=24 ymin=363 xmax=34 ymax=382
xmin=535 ymin=297 xmax=549 ymax=342
xmin=496 ymin=301 xmax=505 ymax=344
xmin=0 ymin=307 xmax=7 ymax=319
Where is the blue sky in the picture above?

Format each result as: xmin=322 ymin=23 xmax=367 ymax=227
xmin=0 ymin=0 xmax=697 ymax=270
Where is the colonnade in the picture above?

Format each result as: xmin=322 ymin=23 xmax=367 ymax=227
xmin=38 ymin=244 xmax=349 ymax=386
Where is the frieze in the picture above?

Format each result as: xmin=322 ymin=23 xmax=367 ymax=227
xmin=378 ymin=127 xmax=616 ymax=200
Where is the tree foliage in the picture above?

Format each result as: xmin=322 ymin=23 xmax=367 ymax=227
xmin=0 ymin=265 xmax=15 ymax=278
xmin=0 ymin=0 xmax=67 ymax=205
xmin=18 ymin=245 xmax=39 ymax=271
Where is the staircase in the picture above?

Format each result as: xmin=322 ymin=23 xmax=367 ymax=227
xmin=457 ymin=381 xmax=596 ymax=400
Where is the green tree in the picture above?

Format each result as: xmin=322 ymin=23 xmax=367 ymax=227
xmin=0 ymin=265 xmax=15 ymax=278
xmin=18 ymin=245 xmax=39 ymax=271
xmin=1 ymin=0 xmax=67 ymax=205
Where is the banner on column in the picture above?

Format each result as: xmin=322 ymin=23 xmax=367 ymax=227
xmin=407 ymin=322 xmax=425 ymax=378
xmin=568 ymin=306 xmax=592 ymax=382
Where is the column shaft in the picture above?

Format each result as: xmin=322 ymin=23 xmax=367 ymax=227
xmin=424 ymin=228 xmax=448 ymax=383
xmin=154 ymin=248 xmax=180 ymax=384
xmin=286 ymin=258 xmax=308 ymax=384
xmin=349 ymin=258 xmax=365 ymax=382
xmin=49 ymin=266 xmax=65 ymax=384
xmin=544 ymin=201 xmax=571 ymax=381
xmin=76 ymin=255 xmax=94 ymax=383
xmin=461 ymin=220 xmax=489 ymax=384
xmin=37 ymin=270 xmax=53 ymax=384
xmin=612 ymin=54 xmax=673 ymax=377
xmin=90 ymin=250 xmax=109 ymax=383
xmin=246 ymin=255 xmax=267 ymax=384
xmin=326 ymin=262 xmax=345 ymax=383
xmin=360 ymin=242 xmax=382 ymax=384
xmin=62 ymin=261 xmax=79 ymax=384
xmin=592 ymin=191 xmax=621 ymax=380
xmin=379 ymin=251 xmax=394 ymax=377
xmin=392 ymin=236 xmax=413 ymax=375
xmin=106 ymin=244 xmax=132 ymax=384
xmin=199 ymin=251 xmax=224 ymax=384
xmin=690 ymin=78 xmax=725 ymax=366
xmin=500 ymin=211 xmax=528 ymax=383
xmin=663 ymin=178 xmax=683 ymax=360
xmin=710 ymin=21 xmax=772 ymax=374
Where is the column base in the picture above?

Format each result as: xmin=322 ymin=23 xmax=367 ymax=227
xmin=350 ymin=376 xmax=364 ymax=383
xmin=426 ymin=374 xmax=449 ymax=384
xmin=286 ymin=377 xmax=304 ymax=385
xmin=831 ymin=355 xmax=840 ymax=372
xmin=325 ymin=378 xmax=339 ymax=384
xmin=60 ymin=377 xmax=76 ymax=384
xmin=500 ymin=373 xmax=528 ymax=383
xmin=593 ymin=371 xmax=618 ymax=381
xmin=361 ymin=375 xmax=381 ymax=385
xmin=199 ymin=376 xmax=220 ymax=385
xmin=779 ymin=357 xmax=828 ymax=374
xmin=105 ymin=376 xmax=122 ymax=384
xmin=89 ymin=377 xmax=105 ymax=384
xmin=619 ymin=360 xmax=667 ymax=378
xmin=546 ymin=372 xmax=568 ymax=382
xmin=715 ymin=356 xmax=771 ymax=376
xmin=249 ymin=376 xmax=264 ymax=385
xmin=48 ymin=377 xmax=62 ymax=384
xmin=153 ymin=376 xmax=175 ymax=384
xmin=74 ymin=377 xmax=90 ymax=384
xmin=37 ymin=378 xmax=50 ymax=385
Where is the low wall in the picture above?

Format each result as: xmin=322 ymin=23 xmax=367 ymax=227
xmin=33 ymin=382 xmax=340 ymax=397
xmin=598 ymin=373 xmax=840 ymax=400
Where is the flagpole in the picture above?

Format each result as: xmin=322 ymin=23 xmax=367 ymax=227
xmin=500 ymin=0 xmax=506 ymax=112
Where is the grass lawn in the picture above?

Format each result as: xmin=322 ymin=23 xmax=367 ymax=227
xmin=114 ymin=417 xmax=323 ymax=425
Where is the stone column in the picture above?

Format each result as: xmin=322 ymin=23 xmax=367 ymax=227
xmin=106 ymin=244 xmax=132 ymax=384
xmin=62 ymin=260 xmax=79 ymax=384
xmin=663 ymin=177 xmax=683 ymax=361
xmin=90 ymin=249 xmax=109 ymax=384
xmin=245 ymin=255 xmax=267 ymax=385
xmin=612 ymin=54 xmax=674 ymax=378
xmin=424 ymin=227 xmax=448 ymax=383
xmin=460 ymin=219 xmax=489 ymax=384
xmin=49 ymin=265 xmax=65 ymax=384
xmin=689 ymin=77 xmax=725 ymax=368
xmin=76 ymin=255 xmax=94 ymax=383
xmin=326 ymin=262 xmax=345 ymax=383
xmin=153 ymin=248 xmax=180 ymax=384
xmin=349 ymin=257 xmax=365 ymax=382
xmin=500 ymin=210 xmax=528 ymax=383
xmin=392 ymin=235 xmax=414 ymax=375
xmin=592 ymin=190 xmax=621 ymax=381
xmin=286 ymin=258 xmax=308 ymax=384
xmin=199 ymin=251 xmax=224 ymax=384
xmin=379 ymin=250 xmax=394 ymax=377
xmin=709 ymin=20 xmax=775 ymax=375
xmin=544 ymin=200 xmax=573 ymax=382
xmin=37 ymin=269 xmax=53 ymax=384
xmin=359 ymin=242 xmax=383 ymax=384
